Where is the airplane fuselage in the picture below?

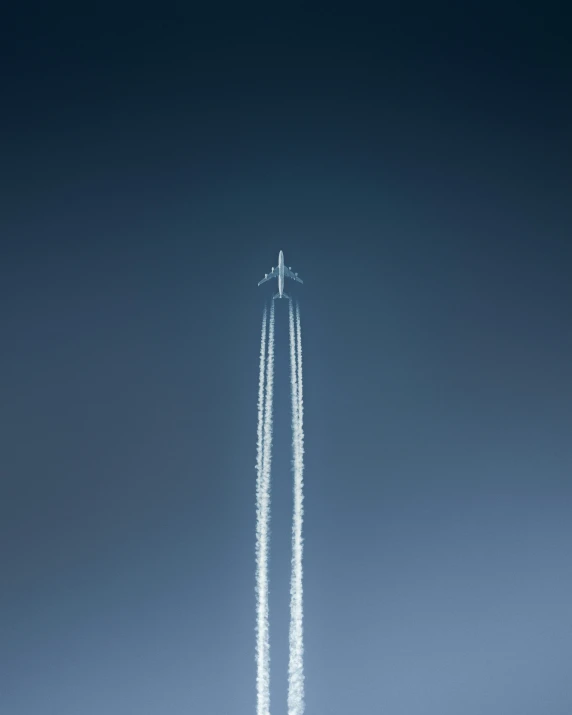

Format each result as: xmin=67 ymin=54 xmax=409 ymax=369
xmin=278 ymin=250 xmax=285 ymax=298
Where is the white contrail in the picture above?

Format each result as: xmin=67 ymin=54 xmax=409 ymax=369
xmin=255 ymin=305 xmax=267 ymax=498
xmin=295 ymin=302 xmax=304 ymax=439
xmin=256 ymin=300 xmax=275 ymax=715
xmin=288 ymin=300 xmax=305 ymax=715
xmin=288 ymin=298 xmax=300 ymax=457
xmin=255 ymin=304 xmax=268 ymax=715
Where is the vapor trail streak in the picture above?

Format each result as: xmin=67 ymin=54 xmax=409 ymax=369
xmin=256 ymin=300 xmax=275 ymax=715
xmin=255 ymin=305 xmax=267 ymax=498
xmin=288 ymin=300 xmax=305 ymax=715
xmin=288 ymin=298 xmax=300 ymax=452
xmin=255 ymin=305 xmax=268 ymax=715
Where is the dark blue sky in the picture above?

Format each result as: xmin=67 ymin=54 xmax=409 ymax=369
xmin=1 ymin=4 xmax=571 ymax=714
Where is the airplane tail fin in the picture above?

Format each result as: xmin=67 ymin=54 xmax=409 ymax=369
xmin=273 ymin=292 xmax=290 ymax=300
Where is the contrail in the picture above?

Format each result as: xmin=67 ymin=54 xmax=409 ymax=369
xmin=255 ymin=305 xmax=267 ymax=501
xmin=255 ymin=304 xmax=268 ymax=715
xmin=288 ymin=298 xmax=300 ymax=457
xmin=288 ymin=300 xmax=305 ymax=715
xmin=256 ymin=300 xmax=275 ymax=715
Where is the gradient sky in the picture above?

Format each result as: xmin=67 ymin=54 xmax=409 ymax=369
xmin=1 ymin=5 xmax=571 ymax=714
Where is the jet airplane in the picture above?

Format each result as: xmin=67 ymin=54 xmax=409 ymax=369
xmin=258 ymin=250 xmax=303 ymax=299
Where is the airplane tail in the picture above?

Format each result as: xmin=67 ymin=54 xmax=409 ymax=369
xmin=273 ymin=292 xmax=290 ymax=300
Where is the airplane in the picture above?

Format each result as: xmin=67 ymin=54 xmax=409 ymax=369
xmin=257 ymin=250 xmax=303 ymax=299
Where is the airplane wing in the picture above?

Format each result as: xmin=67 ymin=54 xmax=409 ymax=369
xmin=258 ymin=267 xmax=278 ymax=286
xmin=284 ymin=266 xmax=303 ymax=284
